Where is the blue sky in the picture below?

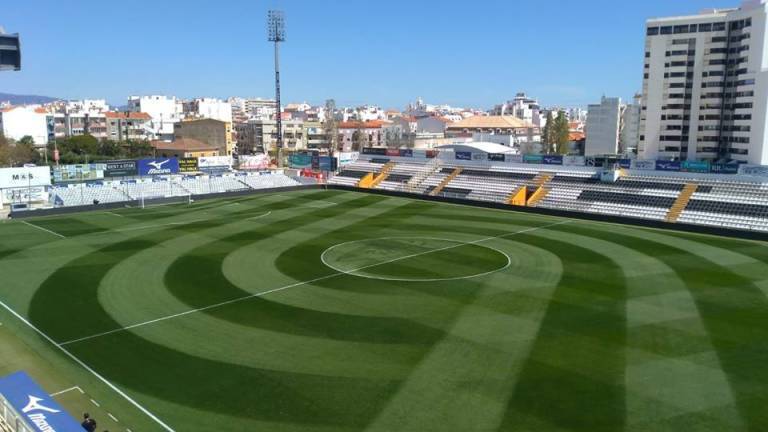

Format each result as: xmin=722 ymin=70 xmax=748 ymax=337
xmin=3 ymin=0 xmax=727 ymax=109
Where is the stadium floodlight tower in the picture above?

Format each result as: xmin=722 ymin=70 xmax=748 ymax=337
xmin=267 ymin=10 xmax=286 ymax=167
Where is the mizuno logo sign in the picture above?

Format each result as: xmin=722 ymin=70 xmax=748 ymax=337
xmin=22 ymin=396 xmax=60 ymax=414
xmin=148 ymin=160 xmax=170 ymax=170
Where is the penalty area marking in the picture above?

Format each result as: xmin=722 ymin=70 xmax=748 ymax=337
xmin=0 ymin=299 xmax=175 ymax=431
xmin=57 ymin=219 xmax=569 ymax=346
xmin=50 ymin=385 xmax=84 ymax=397
xmin=320 ymin=237 xmax=511 ymax=282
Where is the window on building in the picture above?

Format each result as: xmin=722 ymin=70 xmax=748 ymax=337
xmin=660 ymin=26 xmax=673 ymax=34
xmin=647 ymin=27 xmax=660 ymax=36
xmin=698 ymin=22 xmax=712 ymax=32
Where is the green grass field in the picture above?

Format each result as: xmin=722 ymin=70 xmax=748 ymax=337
xmin=1 ymin=189 xmax=768 ymax=431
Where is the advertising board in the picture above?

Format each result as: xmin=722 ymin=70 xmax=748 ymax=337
xmin=137 ymin=158 xmax=180 ymax=176
xmin=0 ymin=166 xmax=51 ymax=188
xmin=0 ymin=372 xmax=83 ymax=432
xmin=104 ymin=160 xmax=138 ymax=177
xmin=655 ymin=160 xmax=681 ymax=172
xmin=239 ymin=154 xmax=270 ymax=170
xmin=179 ymin=157 xmax=199 ymax=173
xmin=455 ymin=151 xmax=472 ymax=160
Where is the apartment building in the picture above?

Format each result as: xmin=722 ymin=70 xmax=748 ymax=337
xmin=640 ymin=1 xmax=768 ymax=164
xmin=174 ymin=118 xmax=233 ymax=155
xmin=0 ymin=105 xmax=48 ymax=145
xmin=128 ymin=95 xmax=182 ymax=141
xmin=585 ymin=96 xmax=624 ymax=156
xmin=236 ymin=119 xmax=306 ymax=154
xmin=105 ymin=112 xmax=152 ymax=141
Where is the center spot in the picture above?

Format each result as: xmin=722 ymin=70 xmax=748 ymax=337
xmin=320 ymin=237 xmax=511 ymax=282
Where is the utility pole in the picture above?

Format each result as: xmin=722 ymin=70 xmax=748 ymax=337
xmin=267 ymin=10 xmax=286 ymax=167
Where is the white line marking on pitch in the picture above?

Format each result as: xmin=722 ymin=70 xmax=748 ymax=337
xmin=20 ymin=220 xmax=66 ymax=239
xmin=0 ymin=299 xmax=175 ymax=431
xmin=246 ymin=211 xmax=271 ymax=221
xmin=108 ymin=413 xmax=119 ymax=423
xmin=58 ymin=220 xmax=570 ymax=346
xmin=104 ymin=211 xmax=125 ymax=218
xmin=90 ymin=399 xmax=100 ymax=407
xmin=50 ymin=385 xmax=84 ymax=396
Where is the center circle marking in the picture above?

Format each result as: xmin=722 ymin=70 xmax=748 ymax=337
xmin=320 ymin=236 xmax=512 ymax=282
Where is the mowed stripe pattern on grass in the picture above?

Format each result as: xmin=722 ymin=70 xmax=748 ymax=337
xmin=0 ymin=190 xmax=767 ymax=431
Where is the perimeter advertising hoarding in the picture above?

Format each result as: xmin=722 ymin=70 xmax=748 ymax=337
xmin=0 ymin=371 xmax=83 ymax=432
xmin=198 ymin=156 xmax=233 ymax=168
xmin=523 ymin=154 xmax=543 ymax=164
xmin=289 ymin=153 xmax=313 ymax=169
xmin=104 ymin=160 xmax=138 ymax=177
xmin=239 ymin=154 xmax=270 ymax=170
xmin=337 ymin=152 xmax=358 ymax=165
xmin=631 ymin=159 xmax=656 ymax=171
xmin=738 ymin=164 xmax=768 ymax=177
xmin=0 ymin=166 xmax=51 ymax=188
xmin=563 ymin=156 xmax=585 ymax=166
xmin=319 ymin=156 xmax=338 ymax=171
xmin=710 ymin=162 xmax=739 ymax=174
xmin=655 ymin=160 xmax=682 ymax=172
xmin=543 ymin=155 xmax=563 ymax=165
xmin=455 ymin=151 xmax=471 ymax=160
xmin=137 ymin=158 xmax=180 ymax=176
xmin=472 ymin=153 xmax=487 ymax=161
xmin=506 ymin=154 xmax=523 ymax=163
xmin=487 ymin=153 xmax=505 ymax=162
xmin=362 ymin=147 xmax=387 ymax=156
xmin=386 ymin=149 xmax=400 ymax=157
xmin=681 ymin=160 xmax=711 ymax=173
xmin=399 ymin=149 xmax=413 ymax=157
xmin=618 ymin=159 xmax=632 ymax=169
xmin=179 ymin=157 xmax=199 ymax=173
xmin=53 ymin=164 xmax=105 ymax=182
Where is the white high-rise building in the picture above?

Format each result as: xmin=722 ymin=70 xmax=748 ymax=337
xmin=585 ymin=96 xmax=623 ymax=156
xmin=184 ymin=98 xmax=232 ymax=123
xmin=492 ymin=93 xmax=543 ymax=127
xmin=621 ymin=93 xmax=643 ymax=154
xmin=640 ymin=1 xmax=768 ymax=164
xmin=128 ymin=95 xmax=182 ymax=141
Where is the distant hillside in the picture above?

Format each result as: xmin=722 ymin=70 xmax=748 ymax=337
xmin=0 ymin=92 xmax=59 ymax=105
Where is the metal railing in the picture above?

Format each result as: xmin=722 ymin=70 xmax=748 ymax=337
xmin=0 ymin=394 xmax=34 ymax=432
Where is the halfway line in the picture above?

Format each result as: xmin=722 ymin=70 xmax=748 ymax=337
xmin=20 ymin=220 xmax=66 ymax=239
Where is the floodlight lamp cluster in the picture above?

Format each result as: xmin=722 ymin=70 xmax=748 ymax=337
xmin=267 ymin=10 xmax=286 ymax=42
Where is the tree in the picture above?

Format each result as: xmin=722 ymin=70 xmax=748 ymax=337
xmin=553 ymin=111 xmax=570 ymax=155
xmin=324 ymin=99 xmax=339 ymax=155
xmin=541 ymin=111 xmax=554 ymax=154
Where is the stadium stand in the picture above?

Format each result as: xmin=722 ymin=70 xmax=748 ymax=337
xmin=50 ymin=172 xmax=300 ymax=207
xmin=331 ymin=156 xmax=768 ymax=233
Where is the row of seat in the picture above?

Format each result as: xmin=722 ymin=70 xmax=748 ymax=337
xmin=51 ymin=173 xmax=301 ymax=207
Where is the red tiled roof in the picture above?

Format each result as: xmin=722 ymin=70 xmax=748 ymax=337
xmin=338 ymin=120 xmax=386 ymax=129
xmin=105 ymin=111 xmax=151 ymax=120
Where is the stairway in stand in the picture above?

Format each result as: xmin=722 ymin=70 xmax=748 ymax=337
xmin=665 ymin=183 xmax=698 ymax=223
xmin=369 ymin=162 xmax=396 ymax=188
xmin=405 ymin=158 xmax=441 ymax=193
xmin=430 ymin=167 xmax=462 ymax=196
xmin=526 ymin=172 xmax=554 ymax=207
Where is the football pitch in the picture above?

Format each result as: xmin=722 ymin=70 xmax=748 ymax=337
xmin=2 ymin=188 xmax=768 ymax=431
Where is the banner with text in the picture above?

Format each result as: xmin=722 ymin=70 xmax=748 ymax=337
xmin=137 ymin=158 xmax=180 ymax=176
xmin=0 ymin=371 xmax=83 ymax=432
xmin=104 ymin=159 xmax=138 ymax=177
xmin=179 ymin=157 xmax=199 ymax=173
xmin=0 ymin=166 xmax=51 ymax=189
